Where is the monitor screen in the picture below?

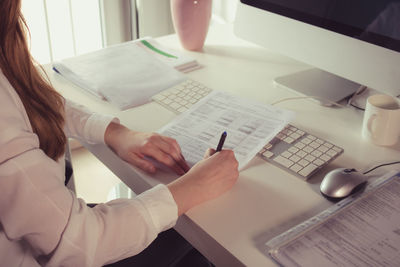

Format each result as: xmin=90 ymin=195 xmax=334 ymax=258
xmin=235 ymin=0 xmax=400 ymax=100
xmin=241 ymin=0 xmax=400 ymax=53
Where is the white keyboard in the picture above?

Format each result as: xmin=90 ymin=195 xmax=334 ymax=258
xmin=259 ymin=125 xmax=343 ymax=179
xmin=152 ymin=79 xmax=213 ymax=113
xmin=152 ymin=79 xmax=344 ymax=179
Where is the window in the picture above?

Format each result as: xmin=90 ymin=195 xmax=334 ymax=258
xmin=21 ymin=0 xmax=236 ymax=64
xmin=22 ymin=0 xmax=104 ymax=64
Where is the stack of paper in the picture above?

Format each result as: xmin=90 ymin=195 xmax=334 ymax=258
xmin=53 ymin=38 xmax=198 ymax=110
xmin=265 ymin=171 xmax=400 ymax=267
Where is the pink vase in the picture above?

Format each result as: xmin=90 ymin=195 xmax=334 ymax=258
xmin=171 ymin=0 xmax=212 ymax=51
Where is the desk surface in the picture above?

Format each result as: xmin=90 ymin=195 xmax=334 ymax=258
xmin=46 ymin=24 xmax=400 ymax=267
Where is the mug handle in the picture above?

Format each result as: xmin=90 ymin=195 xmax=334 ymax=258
xmin=367 ymin=114 xmax=378 ymax=139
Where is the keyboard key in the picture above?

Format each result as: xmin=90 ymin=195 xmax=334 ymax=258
xmin=262 ymin=150 xmax=274 ymax=158
xmin=295 ymin=142 xmax=306 ymax=149
xmin=317 ymin=145 xmax=329 ymax=153
xmin=324 ymin=143 xmax=333 ymax=148
xmin=296 ymin=150 xmax=307 ymax=158
xmin=284 ymin=137 xmax=295 ymax=144
xmin=277 ymin=133 xmax=286 ymax=140
xmin=273 ymin=156 xmax=294 ymax=168
xmin=162 ymin=98 xmax=173 ymax=105
xmin=303 ymin=146 xmax=314 ymax=153
xmin=299 ymin=163 xmax=318 ymax=177
xmin=304 ymin=154 xmax=316 ymax=162
xmin=290 ymin=132 xmax=302 ymax=140
xmin=177 ymin=106 xmax=188 ymax=113
xmin=332 ymin=146 xmax=342 ymax=152
xmin=313 ymin=158 xmax=325 ymax=166
xmin=296 ymin=129 xmax=305 ymax=135
xmin=168 ymin=94 xmax=177 ymax=99
xmin=309 ymin=141 xmax=320 ymax=149
xmin=264 ymin=143 xmax=273 ymax=150
xmin=326 ymin=149 xmax=338 ymax=157
xmin=307 ymin=135 xmax=316 ymax=140
xmin=178 ymin=99 xmax=188 ymax=105
xmin=288 ymin=146 xmax=299 ymax=153
xmin=320 ymin=154 xmax=331 ymax=162
xmin=290 ymin=164 xmax=303 ymax=173
xmin=281 ymin=151 xmax=292 ymax=158
xmin=289 ymin=154 xmax=301 ymax=163
xmin=170 ymin=102 xmax=181 ymax=110
xmin=298 ymin=159 xmax=310 ymax=167
xmin=301 ymin=138 xmax=312 ymax=145
xmin=311 ymin=150 xmax=322 ymax=157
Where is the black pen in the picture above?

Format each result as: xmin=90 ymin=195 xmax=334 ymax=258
xmin=216 ymin=131 xmax=227 ymax=152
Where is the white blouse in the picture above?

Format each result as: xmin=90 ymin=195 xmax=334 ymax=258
xmin=0 ymin=71 xmax=178 ymax=267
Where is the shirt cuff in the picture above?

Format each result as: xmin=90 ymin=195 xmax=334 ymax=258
xmin=136 ymin=184 xmax=178 ymax=233
xmin=83 ymin=114 xmax=119 ymax=144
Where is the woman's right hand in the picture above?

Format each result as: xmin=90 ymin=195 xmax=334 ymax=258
xmin=167 ymin=149 xmax=239 ymax=216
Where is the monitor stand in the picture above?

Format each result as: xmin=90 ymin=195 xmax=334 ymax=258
xmin=274 ymin=68 xmax=361 ymax=106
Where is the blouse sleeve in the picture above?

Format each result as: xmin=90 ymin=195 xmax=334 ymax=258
xmin=0 ymin=154 xmax=178 ymax=266
xmin=63 ymin=99 xmax=118 ymax=144
xmin=0 ymin=76 xmax=178 ymax=266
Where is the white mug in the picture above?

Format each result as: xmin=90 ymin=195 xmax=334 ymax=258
xmin=361 ymin=94 xmax=400 ymax=146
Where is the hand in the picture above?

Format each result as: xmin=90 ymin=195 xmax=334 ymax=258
xmin=105 ymin=123 xmax=190 ymax=175
xmin=167 ymin=148 xmax=239 ymax=215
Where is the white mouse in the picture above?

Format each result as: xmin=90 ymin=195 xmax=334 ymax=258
xmin=320 ymin=168 xmax=368 ymax=200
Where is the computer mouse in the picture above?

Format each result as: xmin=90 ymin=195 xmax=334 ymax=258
xmin=320 ymin=168 xmax=368 ymax=201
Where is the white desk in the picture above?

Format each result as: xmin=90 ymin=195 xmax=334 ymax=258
xmin=46 ymin=24 xmax=400 ymax=267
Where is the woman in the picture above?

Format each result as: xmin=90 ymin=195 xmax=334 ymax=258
xmin=0 ymin=1 xmax=239 ymax=266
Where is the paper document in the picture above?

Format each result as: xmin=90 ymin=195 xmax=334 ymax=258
xmin=158 ymin=91 xmax=295 ymax=170
xmin=53 ymin=39 xmax=186 ymax=110
xmin=266 ymin=171 xmax=400 ymax=267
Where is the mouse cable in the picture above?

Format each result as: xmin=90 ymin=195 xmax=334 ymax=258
xmin=350 ymin=103 xmax=365 ymax=111
xmin=363 ymin=161 xmax=400 ymax=175
xmin=270 ymin=96 xmax=346 ymax=107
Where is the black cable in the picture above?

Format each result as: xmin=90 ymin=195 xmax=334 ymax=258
xmin=363 ymin=161 xmax=400 ymax=175
xmin=350 ymin=103 xmax=365 ymax=111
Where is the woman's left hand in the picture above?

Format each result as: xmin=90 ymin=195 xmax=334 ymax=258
xmin=104 ymin=122 xmax=190 ymax=175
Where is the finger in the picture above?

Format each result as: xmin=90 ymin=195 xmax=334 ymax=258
xmin=176 ymin=154 xmax=191 ymax=173
xmin=142 ymin=144 xmax=186 ymax=175
xmin=150 ymin=135 xmax=182 ymax=160
xmin=159 ymin=135 xmax=182 ymax=153
xmin=158 ymin=136 xmax=186 ymax=161
xmin=204 ymin=148 xmax=216 ymax=158
xmin=125 ymin=152 xmax=156 ymax=173
xmin=156 ymin=136 xmax=190 ymax=172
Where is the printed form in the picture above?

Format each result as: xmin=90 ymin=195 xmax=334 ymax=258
xmin=158 ymin=91 xmax=294 ymax=170
xmin=269 ymin=172 xmax=400 ymax=267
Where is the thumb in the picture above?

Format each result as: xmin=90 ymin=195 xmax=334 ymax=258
xmin=203 ymin=148 xmax=216 ymax=158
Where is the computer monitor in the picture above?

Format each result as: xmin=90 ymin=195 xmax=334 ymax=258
xmin=234 ymin=0 xmax=400 ymax=105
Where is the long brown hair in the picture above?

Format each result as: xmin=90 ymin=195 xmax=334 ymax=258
xmin=0 ymin=0 xmax=66 ymax=160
